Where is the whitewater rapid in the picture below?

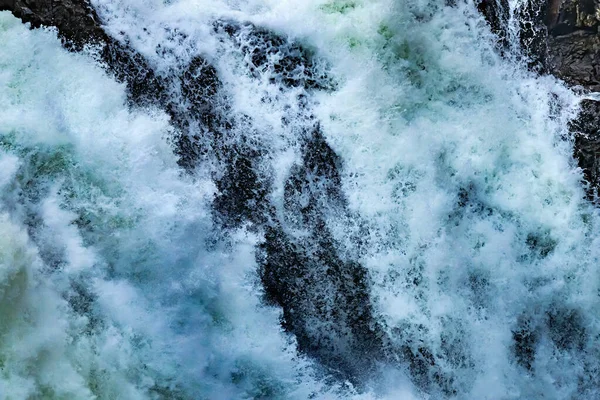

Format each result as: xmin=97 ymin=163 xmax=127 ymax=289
xmin=1 ymin=0 xmax=599 ymax=398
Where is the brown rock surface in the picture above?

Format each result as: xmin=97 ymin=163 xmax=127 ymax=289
xmin=0 ymin=0 xmax=107 ymax=49
xmin=548 ymin=32 xmax=600 ymax=91
xmin=546 ymin=0 xmax=600 ymax=90
xmin=543 ymin=0 xmax=600 ymax=200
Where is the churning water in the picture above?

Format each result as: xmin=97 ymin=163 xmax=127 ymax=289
xmin=0 ymin=0 xmax=598 ymax=398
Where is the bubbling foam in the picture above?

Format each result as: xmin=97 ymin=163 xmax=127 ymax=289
xmin=2 ymin=0 xmax=599 ymax=397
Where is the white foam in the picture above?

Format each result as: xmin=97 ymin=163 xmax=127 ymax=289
xmin=2 ymin=0 xmax=599 ymax=396
xmin=0 ymin=11 xmax=336 ymax=399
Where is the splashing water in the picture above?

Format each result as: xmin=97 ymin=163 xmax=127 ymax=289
xmin=0 ymin=0 xmax=599 ymax=398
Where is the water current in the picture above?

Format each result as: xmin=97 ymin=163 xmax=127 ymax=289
xmin=0 ymin=0 xmax=598 ymax=398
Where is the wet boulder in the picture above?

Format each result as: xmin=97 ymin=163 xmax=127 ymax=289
xmin=569 ymin=99 xmax=600 ymax=200
xmin=215 ymin=20 xmax=334 ymax=91
xmin=477 ymin=0 xmax=509 ymax=46
xmin=0 ymin=0 xmax=106 ymax=48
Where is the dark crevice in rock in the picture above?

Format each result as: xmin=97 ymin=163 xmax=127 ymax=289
xmin=546 ymin=0 xmax=564 ymax=30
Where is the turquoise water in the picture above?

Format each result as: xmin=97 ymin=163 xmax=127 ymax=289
xmin=0 ymin=0 xmax=599 ymax=398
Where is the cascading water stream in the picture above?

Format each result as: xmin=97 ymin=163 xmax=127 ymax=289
xmin=0 ymin=0 xmax=599 ymax=399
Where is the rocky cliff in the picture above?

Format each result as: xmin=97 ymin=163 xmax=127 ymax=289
xmin=546 ymin=0 xmax=600 ymax=88
xmin=480 ymin=0 xmax=600 ymax=200
xmin=546 ymin=0 xmax=600 ymax=200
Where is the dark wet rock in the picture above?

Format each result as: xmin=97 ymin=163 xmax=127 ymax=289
xmin=548 ymin=0 xmax=599 ymax=34
xmin=514 ymin=0 xmax=550 ymax=71
xmin=514 ymin=307 xmax=600 ymax=397
xmin=0 ymin=0 xmax=106 ymax=49
xmin=258 ymin=125 xmax=387 ymax=383
xmin=258 ymin=223 xmax=386 ymax=383
xmin=0 ymin=0 xmax=171 ymax=109
xmin=512 ymin=316 xmax=538 ymax=370
xmin=68 ymin=280 xmax=103 ymax=334
xmin=212 ymin=145 xmax=273 ymax=228
xmin=525 ymin=230 xmax=557 ymax=259
xmin=541 ymin=0 xmax=600 ymax=198
xmin=216 ymin=20 xmax=334 ymax=91
xmin=547 ymin=307 xmax=587 ymax=351
xmin=260 ymin=125 xmax=460 ymax=392
xmin=284 ymin=125 xmax=346 ymax=219
xmin=477 ymin=0 xmax=509 ymax=46
xmin=476 ymin=0 xmax=600 ymax=198
xmin=511 ymin=305 xmax=589 ymax=376
xmin=0 ymin=0 xmax=242 ymax=184
xmin=169 ymin=56 xmax=228 ymax=170
xmin=477 ymin=0 xmax=548 ymax=67
xmin=387 ymin=321 xmax=464 ymax=396
xmin=448 ymin=183 xmax=494 ymax=225
xmin=541 ymin=0 xmax=600 ymax=89
xmin=569 ymin=99 xmax=600 ymax=200
xmin=403 ymin=345 xmax=437 ymax=390
xmin=102 ymin=42 xmax=169 ymax=107
xmin=547 ymin=32 xmax=600 ymax=91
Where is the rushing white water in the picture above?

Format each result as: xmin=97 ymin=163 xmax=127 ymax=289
xmin=1 ymin=0 xmax=600 ymax=398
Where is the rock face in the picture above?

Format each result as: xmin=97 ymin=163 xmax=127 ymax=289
xmin=546 ymin=0 xmax=600 ymax=90
xmin=478 ymin=0 xmax=509 ymax=44
xmin=570 ymin=99 xmax=600 ymax=199
xmin=481 ymin=0 xmax=600 ymax=89
xmin=544 ymin=0 xmax=600 ymax=200
xmin=0 ymin=0 xmax=104 ymax=48
xmin=479 ymin=0 xmax=600 ymax=199
xmin=548 ymin=33 xmax=600 ymax=90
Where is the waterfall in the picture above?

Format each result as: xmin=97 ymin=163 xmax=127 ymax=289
xmin=0 ymin=0 xmax=598 ymax=398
